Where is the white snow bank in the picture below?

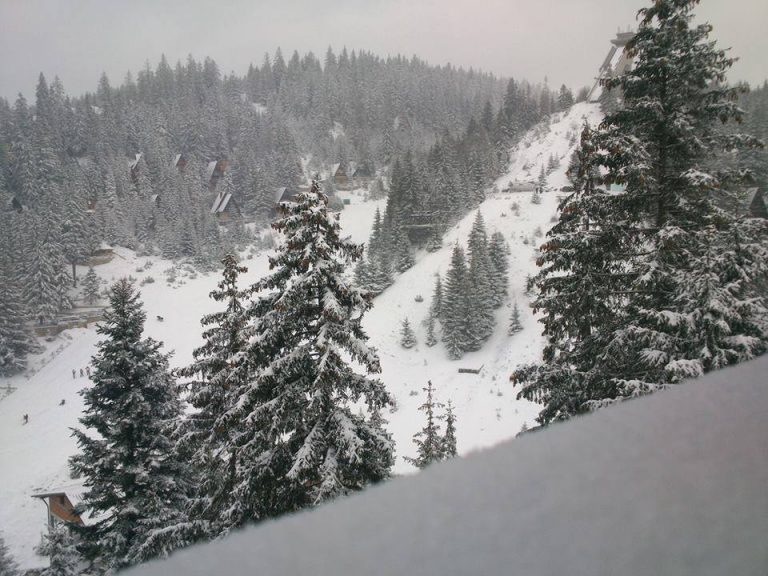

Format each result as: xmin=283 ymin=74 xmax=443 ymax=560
xmin=129 ymin=356 xmax=768 ymax=576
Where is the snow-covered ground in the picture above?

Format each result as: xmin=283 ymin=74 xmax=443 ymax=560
xmin=0 ymin=102 xmax=602 ymax=570
xmin=129 ymin=355 xmax=768 ymax=576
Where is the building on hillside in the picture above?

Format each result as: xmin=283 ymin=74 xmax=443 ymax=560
xmin=352 ymin=163 xmax=375 ymax=187
xmin=211 ymin=189 xmax=241 ymax=223
xmin=329 ymin=163 xmax=349 ymax=190
xmin=745 ymin=188 xmax=767 ymax=219
xmin=128 ymin=153 xmax=143 ymax=183
xmin=206 ymin=159 xmax=229 ymax=191
xmin=31 ymin=491 xmax=84 ymax=529
xmin=172 ymin=153 xmax=188 ymax=172
xmin=588 ymin=30 xmax=635 ymax=102
xmin=7 ymin=195 xmax=26 ymax=213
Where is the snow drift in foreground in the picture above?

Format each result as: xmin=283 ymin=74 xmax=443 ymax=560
xmin=129 ymin=356 xmax=768 ymax=576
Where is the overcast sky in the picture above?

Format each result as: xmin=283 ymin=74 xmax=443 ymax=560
xmin=1 ymin=0 xmax=766 ymax=102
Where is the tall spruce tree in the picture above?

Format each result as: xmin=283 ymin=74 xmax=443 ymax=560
xmin=70 ymin=279 xmax=190 ymax=570
xmin=176 ymin=254 xmax=249 ymax=538
xmin=400 ymin=317 xmax=417 ymax=349
xmin=516 ymin=0 xmax=768 ymax=425
xmin=488 ymin=231 xmax=509 ymax=306
xmin=441 ymin=400 xmax=458 ymax=459
xmin=82 ymin=267 xmax=100 ymax=305
xmin=0 ymin=253 xmax=32 ymax=377
xmin=404 ymin=381 xmax=444 ymax=469
xmin=442 ymin=245 xmax=471 ymax=360
xmin=466 ymin=211 xmax=495 ymax=347
xmin=224 ymin=181 xmax=394 ymax=527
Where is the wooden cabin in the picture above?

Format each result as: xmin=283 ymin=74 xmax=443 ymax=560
xmin=31 ymin=492 xmax=84 ymax=528
xmin=172 ymin=153 xmax=188 ymax=172
xmin=211 ymin=190 xmax=241 ymax=223
xmin=128 ymin=153 xmax=143 ymax=184
xmin=330 ymin=163 xmax=350 ymax=190
xmin=746 ymin=188 xmax=767 ymax=219
xmin=8 ymin=195 xmax=25 ymax=213
xmin=206 ymin=159 xmax=229 ymax=191
xmin=352 ymin=163 xmax=375 ymax=187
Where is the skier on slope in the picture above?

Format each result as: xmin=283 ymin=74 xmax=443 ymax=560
xmin=72 ymin=369 xmax=76 ymax=379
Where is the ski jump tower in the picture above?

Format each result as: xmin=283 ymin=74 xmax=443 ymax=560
xmin=588 ymin=30 xmax=635 ymax=102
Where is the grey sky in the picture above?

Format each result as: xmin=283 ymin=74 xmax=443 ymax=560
xmin=1 ymin=0 xmax=766 ymax=101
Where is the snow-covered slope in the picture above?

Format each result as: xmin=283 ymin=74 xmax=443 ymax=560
xmin=128 ymin=356 xmax=768 ymax=576
xmin=0 ymin=102 xmax=601 ymax=569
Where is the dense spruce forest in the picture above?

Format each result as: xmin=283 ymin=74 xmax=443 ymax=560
xmin=0 ymin=49 xmax=569 ymax=356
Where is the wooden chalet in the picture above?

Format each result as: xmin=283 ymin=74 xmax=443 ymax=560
xmin=211 ymin=190 xmax=241 ymax=223
xmin=329 ymin=163 xmax=349 ymax=190
xmin=352 ymin=163 xmax=375 ymax=187
xmin=128 ymin=153 xmax=143 ymax=183
xmin=31 ymin=491 xmax=84 ymax=528
xmin=746 ymin=188 xmax=767 ymax=219
xmin=206 ymin=159 xmax=229 ymax=191
xmin=172 ymin=153 xmax=188 ymax=171
xmin=7 ymin=195 xmax=26 ymax=213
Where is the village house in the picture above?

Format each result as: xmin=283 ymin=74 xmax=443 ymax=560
xmin=210 ymin=189 xmax=241 ymax=223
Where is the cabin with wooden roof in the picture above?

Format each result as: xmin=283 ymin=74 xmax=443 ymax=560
xmin=329 ymin=163 xmax=350 ymax=190
xmin=172 ymin=153 xmax=188 ymax=172
xmin=206 ymin=159 xmax=229 ymax=191
xmin=128 ymin=153 xmax=143 ymax=183
xmin=7 ymin=195 xmax=26 ymax=214
xmin=352 ymin=162 xmax=375 ymax=187
xmin=31 ymin=491 xmax=84 ymax=528
xmin=211 ymin=189 xmax=241 ymax=223
xmin=745 ymin=188 xmax=767 ymax=219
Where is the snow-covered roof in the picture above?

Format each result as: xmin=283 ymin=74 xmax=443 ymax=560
xmin=127 ymin=356 xmax=768 ymax=576
xmin=172 ymin=154 xmax=182 ymax=167
xmin=274 ymin=187 xmax=287 ymax=203
xmin=329 ymin=163 xmax=341 ymax=177
xmin=128 ymin=153 xmax=142 ymax=170
xmin=206 ymin=161 xmax=218 ymax=181
xmin=211 ymin=192 xmax=236 ymax=214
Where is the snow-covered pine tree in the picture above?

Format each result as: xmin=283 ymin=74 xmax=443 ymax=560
xmin=400 ymin=317 xmax=417 ymax=349
xmin=594 ymin=0 xmax=768 ymax=398
xmin=70 ymin=279 xmax=190 ymax=570
xmin=404 ymin=381 xmax=444 ymax=469
xmin=175 ymin=254 xmax=249 ymax=539
xmin=0 ymin=252 xmax=32 ymax=377
xmin=517 ymin=0 xmax=768 ymax=425
xmin=0 ymin=533 xmax=19 ymax=576
xmin=425 ymin=314 xmax=438 ymax=347
xmin=442 ymin=245 xmax=471 ymax=360
xmin=488 ymin=230 xmax=509 ymax=306
xmin=508 ymin=301 xmax=523 ymax=335
xmin=42 ymin=524 xmax=80 ymax=576
xmin=393 ymin=219 xmax=415 ymax=273
xmin=441 ymin=400 xmax=458 ymax=459
xmin=225 ymin=180 xmax=394 ymax=526
xmin=430 ymin=275 xmax=443 ymax=321
xmin=466 ymin=211 xmax=495 ymax=347
xmin=82 ymin=267 xmax=100 ymax=305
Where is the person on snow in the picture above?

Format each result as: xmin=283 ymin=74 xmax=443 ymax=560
xmin=72 ymin=369 xmax=76 ymax=379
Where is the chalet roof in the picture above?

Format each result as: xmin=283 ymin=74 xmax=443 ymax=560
xmin=352 ymin=163 xmax=374 ymax=178
xmin=329 ymin=163 xmax=341 ymax=177
xmin=211 ymin=191 xmax=239 ymax=215
xmin=128 ymin=153 xmax=142 ymax=171
xmin=172 ymin=154 xmax=182 ymax=167
xmin=745 ymin=188 xmax=767 ymax=218
xmin=206 ymin=161 xmax=218 ymax=181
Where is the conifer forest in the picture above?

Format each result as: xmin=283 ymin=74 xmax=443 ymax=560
xmin=0 ymin=0 xmax=766 ymax=574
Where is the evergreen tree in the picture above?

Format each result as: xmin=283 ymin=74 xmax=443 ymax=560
xmin=0 ymin=254 xmax=32 ymax=377
xmin=517 ymin=0 xmax=768 ymax=425
xmin=425 ymin=314 xmax=438 ymax=347
xmin=82 ymin=267 xmax=100 ymax=305
xmin=441 ymin=400 xmax=458 ymax=459
xmin=400 ymin=317 xmax=417 ymax=349
xmin=225 ymin=181 xmax=393 ymax=527
xmin=0 ymin=533 xmax=19 ymax=576
xmin=404 ymin=381 xmax=444 ymax=469
xmin=466 ymin=212 xmax=495 ymax=347
xmin=70 ymin=279 xmax=190 ymax=570
xmin=442 ymin=245 xmax=471 ymax=360
xmin=430 ymin=275 xmax=443 ymax=321
xmin=488 ymin=231 xmax=509 ymax=306
xmin=508 ymin=301 xmax=523 ymax=335
xmin=42 ymin=524 xmax=80 ymax=576
xmin=176 ymin=254 xmax=249 ymax=538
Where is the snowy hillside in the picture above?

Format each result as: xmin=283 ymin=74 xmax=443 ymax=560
xmin=0 ymin=102 xmax=601 ymax=570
